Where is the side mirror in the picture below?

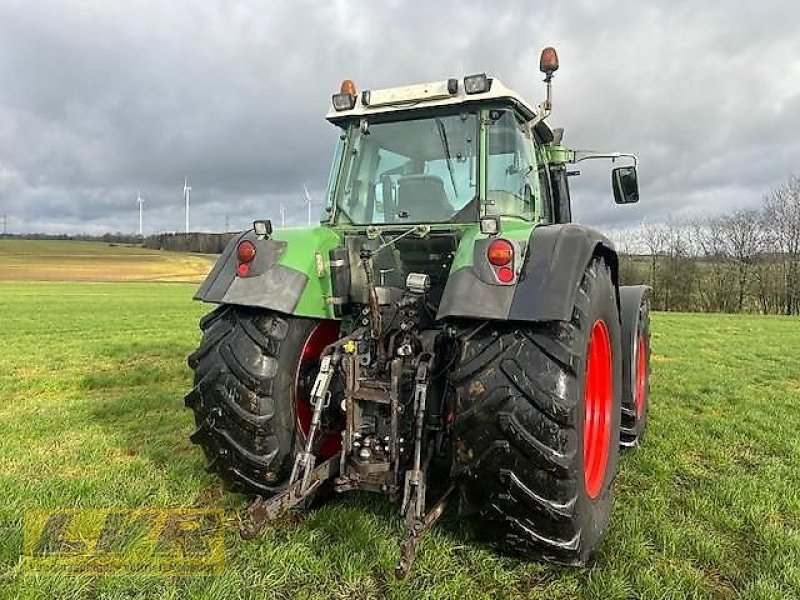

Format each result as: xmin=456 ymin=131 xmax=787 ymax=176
xmin=612 ymin=166 xmax=639 ymax=204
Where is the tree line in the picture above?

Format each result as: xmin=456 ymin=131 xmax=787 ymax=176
xmin=1 ymin=231 xmax=239 ymax=254
xmin=143 ymin=232 xmax=238 ymax=254
xmin=0 ymin=232 xmax=144 ymax=244
xmin=617 ymin=175 xmax=800 ymax=315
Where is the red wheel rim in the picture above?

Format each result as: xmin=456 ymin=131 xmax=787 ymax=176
xmin=294 ymin=321 xmax=341 ymax=459
xmin=583 ymin=319 xmax=612 ymax=500
xmin=635 ymin=333 xmax=647 ymax=420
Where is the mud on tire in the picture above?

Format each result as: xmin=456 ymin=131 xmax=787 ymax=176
xmin=451 ymin=257 xmax=622 ymax=565
xmin=184 ymin=306 xmax=335 ymax=496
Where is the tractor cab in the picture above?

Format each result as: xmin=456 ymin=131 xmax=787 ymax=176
xmin=325 ymin=76 xmax=549 ymax=228
xmin=323 ymin=51 xmax=640 ymax=234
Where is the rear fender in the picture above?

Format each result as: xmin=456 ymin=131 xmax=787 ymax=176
xmin=619 ymin=284 xmax=651 ymax=391
xmin=437 ymin=223 xmax=619 ymax=322
xmin=194 ymin=227 xmax=341 ymax=319
xmin=509 ymin=224 xmax=619 ymax=322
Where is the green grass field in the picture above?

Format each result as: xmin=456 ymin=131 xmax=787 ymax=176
xmin=1 ymin=279 xmax=800 ymax=598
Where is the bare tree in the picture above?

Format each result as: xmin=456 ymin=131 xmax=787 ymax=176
xmin=639 ymin=219 xmax=696 ymax=311
xmin=761 ymin=175 xmax=800 ymax=314
xmin=608 ymin=228 xmax=644 ymax=286
xmin=719 ymin=209 xmax=762 ymax=312
xmin=691 ymin=216 xmax=736 ymax=312
xmin=661 ymin=219 xmax=697 ymax=311
xmin=639 ymin=220 xmax=668 ymax=309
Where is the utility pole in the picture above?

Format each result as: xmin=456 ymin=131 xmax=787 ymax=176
xmin=183 ymin=177 xmax=192 ymax=233
xmin=280 ymin=204 xmax=286 ymax=228
xmin=136 ymin=192 xmax=145 ymax=237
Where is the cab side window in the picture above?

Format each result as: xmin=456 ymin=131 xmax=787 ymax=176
xmin=485 ymin=110 xmax=535 ymax=220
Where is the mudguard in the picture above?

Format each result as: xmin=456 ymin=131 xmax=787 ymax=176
xmin=437 ymin=223 xmax=619 ymax=323
xmin=194 ymin=228 xmax=341 ymax=319
xmin=619 ymin=284 xmax=651 ymax=390
xmin=619 ymin=286 xmax=650 ymax=340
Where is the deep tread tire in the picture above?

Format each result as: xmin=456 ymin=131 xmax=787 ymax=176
xmin=620 ymin=297 xmax=651 ymax=447
xmin=451 ymin=257 xmax=622 ymax=565
xmin=185 ymin=306 xmax=322 ymax=496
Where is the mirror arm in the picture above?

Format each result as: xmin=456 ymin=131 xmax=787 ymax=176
xmin=572 ymin=151 xmax=638 ymax=167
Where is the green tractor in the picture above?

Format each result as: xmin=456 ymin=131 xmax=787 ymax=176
xmin=185 ymin=47 xmax=651 ymax=576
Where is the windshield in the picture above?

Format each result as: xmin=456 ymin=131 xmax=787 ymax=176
xmin=332 ymin=112 xmax=478 ymax=224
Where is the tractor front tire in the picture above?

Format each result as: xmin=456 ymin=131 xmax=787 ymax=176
xmin=184 ymin=306 xmax=339 ymax=496
xmin=451 ymin=257 xmax=622 ymax=565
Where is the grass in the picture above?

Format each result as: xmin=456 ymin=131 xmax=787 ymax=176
xmin=0 ymin=240 xmax=215 ymax=282
xmin=1 ymin=282 xmax=799 ymax=599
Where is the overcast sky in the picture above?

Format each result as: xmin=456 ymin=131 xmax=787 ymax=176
xmin=0 ymin=0 xmax=798 ymax=235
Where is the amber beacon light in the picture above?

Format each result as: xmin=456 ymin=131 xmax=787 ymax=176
xmin=539 ymin=46 xmax=559 ymax=78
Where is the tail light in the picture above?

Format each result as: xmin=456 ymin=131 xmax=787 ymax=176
xmin=496 ymin=266 xmax=515 ymax=283
xmin=486 ymin=239 xmax=517 ymax=284
xmin=237 ymin=240 xmax=256 ymax=263
xmin=487 ymin=239 xmax=513 ymax=266
xmin=236 ymin=240 xmax=256 ymax=277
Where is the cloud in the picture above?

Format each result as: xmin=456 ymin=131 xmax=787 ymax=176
xmin=0 ymin=0 xmax=798 ymax=234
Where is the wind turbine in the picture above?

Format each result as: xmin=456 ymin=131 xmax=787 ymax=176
xmin=137 ymin=191 xmax=145 ymax=237
xmin=279 ymin=204 xmax=286 ymax=228
xmin=183 ymin=177 xmax=192 ymax=233
xmin=303 ymin=183 xmax=313 ymax=227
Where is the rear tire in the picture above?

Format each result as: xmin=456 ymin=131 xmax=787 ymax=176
xmin=184 ymin=306 xmax=339 ymax=496
xmin=451 ymin=257 xmax=622 ymax=565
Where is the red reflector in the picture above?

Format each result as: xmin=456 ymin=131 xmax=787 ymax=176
xmin=497 ymin=266 xmax=515 ymax=283
xmin=487 ymin=239 xmax=513 ymax=266
xmin=237 ymin=240 xmax=256 ymax=263
xmin=236 ymin=262 xmax=250 ymax=277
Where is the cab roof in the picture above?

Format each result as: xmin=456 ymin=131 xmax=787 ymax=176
xmin=325 ymin=76 xmax=554 ymax=143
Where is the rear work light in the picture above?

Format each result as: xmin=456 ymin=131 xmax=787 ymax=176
xmin=332 ymin=92 xmax=356 ymax=111
xmin=464 ymin=73 xmax=491 ymax=94
xmin=253 ymin=219 xmax=272 ymax=237
xmin=487 ymin=239 xmax=513 ymax=266
xmin=480 ymin=216 xmax=500 ymax=235
xmin=332 ymin=79 xmax=357 ymax=111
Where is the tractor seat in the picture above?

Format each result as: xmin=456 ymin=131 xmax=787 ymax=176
xmin=396 ymin=175 xmax=453 ymax=221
